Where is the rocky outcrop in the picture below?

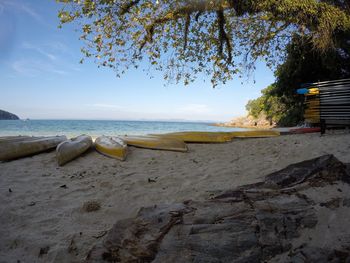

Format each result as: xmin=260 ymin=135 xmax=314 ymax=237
xmin=86 ymin=155 xmax=350 ymax=263
xmin=216 ymin=114 xmax=274 ymax=128
xmin=0 ymin=110 xmax=19 ymax=120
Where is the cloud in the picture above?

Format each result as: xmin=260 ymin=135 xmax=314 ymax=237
xmin=0 ymin=0 xmax=44 ymax=24
xmin=11 ymin=40 xmax=80 ymax=76
xmin=44 ymin=42 xmax=69 ymax=53
xmin=178 ymin=104 xmax=211 ymax=114
xmin=12 ymin=59 xmax=68 ymax=76
xmin=22 ymin=42 xmax=57 ymax=61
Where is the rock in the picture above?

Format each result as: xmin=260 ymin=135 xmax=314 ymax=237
xmin=86 ymin=155 xmax=350 ymax=263
xmin=0 ymin=109 xmax=19 ymax=120
xmin=215 ymin=113 xmax=274 ymax=128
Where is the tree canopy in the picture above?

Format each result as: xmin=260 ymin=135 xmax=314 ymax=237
xmin=246 ymin=29 xmax=350 ymax=126
xmin=58 ymin=0 xmax=350 ymax=86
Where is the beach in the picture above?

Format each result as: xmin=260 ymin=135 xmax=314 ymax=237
xmin=0 ymin=131 xmax=350 ymax=262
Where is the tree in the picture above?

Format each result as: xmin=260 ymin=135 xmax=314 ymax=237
xmin=246 ymin=84 xmax=286 ymax=125
xmin=246 ymin=29 xmax=350 ymax=126
xmin=57 ymin=0 xmax=350 ymax=86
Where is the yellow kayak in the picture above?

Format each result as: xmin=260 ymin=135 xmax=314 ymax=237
xmin=228 ymin=130 xmax=280 ymax=138
xmin=56 ymin=135 xmax=93 ymax=166
xmin=95 ymin=136 xmax=127 ymax=161
xmin=0 ymin=136 xmax=67 ymax=161
xmin=153 ymin=131 xmax=233 ymax=143
xmin=122 ymin=135 xmax=188 ymax=152
xmin=307 ymin=87 xmax=319 ymax=95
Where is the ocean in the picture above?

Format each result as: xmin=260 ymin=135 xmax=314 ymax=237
xmin=0 ymin=120 xmax=247 ymax=138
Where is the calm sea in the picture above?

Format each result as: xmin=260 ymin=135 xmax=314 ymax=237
xmin=0 ymin=120 xmax=247 ymax=138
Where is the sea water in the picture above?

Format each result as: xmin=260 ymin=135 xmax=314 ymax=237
xmin=0 ymin=120 xmax=248 ymax=138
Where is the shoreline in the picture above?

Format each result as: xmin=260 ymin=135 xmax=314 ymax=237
xmin=1 ymin=132 xmax=350 ymax=262
xmin=0 ymin=119 xmax=252 ymax=139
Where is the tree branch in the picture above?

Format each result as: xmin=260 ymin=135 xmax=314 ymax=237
xmin=184 ymin=14 xmax=191 ymax=50
xmin=138 ymin=0 xmax=239 ymax=51
xmin=120 ymin=0 xmax=141 ymax=15
xmin=217 ymin=10 xmax=232 ymax=63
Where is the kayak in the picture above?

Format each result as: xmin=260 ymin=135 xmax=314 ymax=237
xmin=0 ymin=136 xmax=41 ymax=143
xmin=56 ymin=135 xmax=93 ymax=166
xmin=228 ymin=130 xmax=280 ymax=138
xmin=0 ymin=136 xmax=67 ymax=161
xmin=290 ymin=127 xmax=321 ymax=134
xmin=155 ymin=130 xmax=279 ymax=142
xmin=153 ymin=132 xmax=232 ymax=143
xmin=95 ymin=136 xmax=127 ymax=160
xmin=122 ymin=135 xmax=188 ymax=152
xmin=305 ymin=90 xmax=320 ymax=96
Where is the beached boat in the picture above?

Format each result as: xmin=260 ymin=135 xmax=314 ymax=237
xmin=228 ymin=130 xmax=280 ymax=138
xmin=0 ymin=136 xmax=40 ymax=143
xmin=123 ymin=135 xmax=188 ymax=152
xmin=95 ymin=136 xmax=128 ymax=160
xmin=56 ymin=135 xmax=93 ymax=166
xmin=290 ymin=127 xmax=321 ymax=134
xmin=0 ymin=136 xmax=67 ymax=161
xmin=153 ymin=131 xmax=233 ymax=143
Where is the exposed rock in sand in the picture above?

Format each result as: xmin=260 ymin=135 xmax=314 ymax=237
xmin=87 ymin=155 xmax=350 ymax=263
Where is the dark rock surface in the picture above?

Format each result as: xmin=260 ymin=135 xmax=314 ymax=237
xmin=0 ymin=109 xmax=19 ymax=120
xmin=86 ymin=155 xmax=350 ymax=263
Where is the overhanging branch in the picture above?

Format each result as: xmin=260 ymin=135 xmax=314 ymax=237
xmin=217 ymin=10 xmax=232 ymax=63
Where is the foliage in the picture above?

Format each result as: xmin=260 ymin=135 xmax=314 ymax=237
xmin=57 ymin=0 xmax=350 ymax=86
xmin=246 ymin=84 xmax=286 ymax=125
xmin=246 ymin=30 xmax=350 ymax=126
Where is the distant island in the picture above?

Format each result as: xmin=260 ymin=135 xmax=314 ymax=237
xmin=0 ymin=109 xmax=19 ymax=120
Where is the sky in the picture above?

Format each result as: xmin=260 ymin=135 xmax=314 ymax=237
xmin=0 ymin=0 xmax=275 ymax=122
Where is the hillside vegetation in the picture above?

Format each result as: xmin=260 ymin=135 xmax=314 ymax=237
xmin=246 ymin=31 xmax=350 ymax=126
xmin=0 ymin=110 xmax=19 ymax=120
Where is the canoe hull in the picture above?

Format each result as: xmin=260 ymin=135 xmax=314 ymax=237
xmin=95 ymin=136 xmax=127 ymax=161
xmin=228 ymin=130 xmax=280 ymax=138
xmin=290 ymin=127 xmax=321 ymax=134
xmin=153 ymin=132 xmax=232 ymax=143
xmin=56 ymin=135 xmax=93 ymax=166
xmin=123 ymin=135 xmax=188 ymax=152
xmin=0 ymin=136 xmax=42 ymax=144
xmin=0 ymin=136 xmax=67 ymax=161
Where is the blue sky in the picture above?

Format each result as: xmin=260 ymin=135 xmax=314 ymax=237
xmin=0 ymin=0 xmax=275 ymax=122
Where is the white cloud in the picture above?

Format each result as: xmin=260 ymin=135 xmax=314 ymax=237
xmin=11 ymin=40 xmax=80 ymax=76
xmin=22 ymin=42 xmax=57 ymax=61
xmin=1 ymin=0 xmax=43 ymax=23
xmin=12 ymin=59 xmax=68 ymax=76
xmin=44 ymin=42 xmax=69 ymax=53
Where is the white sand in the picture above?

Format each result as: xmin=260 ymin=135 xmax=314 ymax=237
xmin=0 ymin=132 xmax=349 ymax=262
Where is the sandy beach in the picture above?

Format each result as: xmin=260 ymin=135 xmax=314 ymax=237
xmin=0 ymin=131 xmax=350 ymax=262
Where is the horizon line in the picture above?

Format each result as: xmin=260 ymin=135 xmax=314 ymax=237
xmin=6 ymin=118 xmax=224 ymax=123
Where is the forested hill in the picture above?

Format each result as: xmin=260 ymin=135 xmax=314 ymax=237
xmin=0 ymin=110 xmax=19 ymax=120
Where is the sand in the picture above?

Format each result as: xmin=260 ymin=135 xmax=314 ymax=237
xmin=0 ymin=131 xmax=349 ymax=262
